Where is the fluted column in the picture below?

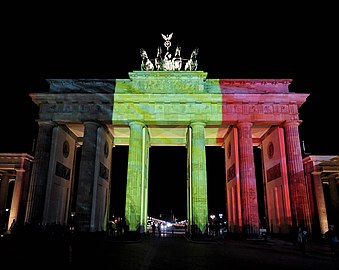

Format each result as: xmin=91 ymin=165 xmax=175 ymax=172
xmin=125 ymin=121 xmax=149 ymax=231
xmin=283 ymin=120 xmax=310 ymax=228
xmin=75 ymin=121 xmax=100 ymax=231
xmin=25 ymin=121 xmax=56 ymax=225
xmin=190 ymin=122 xmax=208 ymax=234
xmin=311 ymin=172 xmax=328 ymax=234
xmin=237 ymin=122 xmax=259 ymax=236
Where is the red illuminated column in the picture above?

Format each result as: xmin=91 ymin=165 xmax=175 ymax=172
xmin=311 ymin=172 xmax=329 ymax=234
xmin=283 ymin=120 xmax=311 ymax=228
xmin=75 ymin=121 xmax=101 ymax=232
xmin=237 ymin=122 xmax=259 ymax=236
xmin=25 ymin=121 xmax=56 ymax=225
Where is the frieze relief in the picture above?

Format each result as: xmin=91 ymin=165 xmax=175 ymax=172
xmin=223 ymin=103 xmax=297 ymax=115
xmin=263 ymin=105 xmax=274 ymax=114
xmin=115 ymin=102 xmax=298 ymax=118
xmin=44 ymin=103 xmax=104 ymax=114
xmin=131 ymin=79 xmax=202 ymax=93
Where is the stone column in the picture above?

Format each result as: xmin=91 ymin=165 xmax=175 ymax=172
xmin=283 ymin=120 xmax=310 ymax=228
xmin=125 ymin=121 xmax=148 ymax=231
xmin=0 ymin=174 xmax=10 ymax=217
xmin=75 ymin=121 xmax=100 ymax=232
xmin=237 ymin=122 xmax=259 ymax=236
xmin=69 ymin=141 xmax=81 ymax=217
xmin=141 ymin=127 xmax=150 ymax=231
xmin=187 ymin=127 xmax=192 ymax=233
xmin=8 ymin=170 xmax=24 ymax=229
xmin=328 ymin=175 xmax=339 ymax=225
xmin=25 ymin=121 xmax=56 ymax=225
xmin=190 ymin=122 xmax=208 ymax=234
xmin=311 ymin=172 xmax=328 ymax=235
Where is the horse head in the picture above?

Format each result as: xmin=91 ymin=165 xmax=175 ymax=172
xmin=140 ymin=48 xmax=148 ymax=59
xmin=191 ymin=48 xmax=199 ymax=59
xmin=154 ymin=46 xmax=163 ymax=70
xmin=172 ymin=46 xmax=182 ymax=71
xmin=140 ymin=48 xmax=154 ymax=71
xmin=184 ymin=48 xmax=199 ymax=71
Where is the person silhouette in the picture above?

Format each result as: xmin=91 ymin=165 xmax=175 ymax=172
xmin=151 ymin=222 xmax=156 ymax=237
xmin=325 ymin=224 xmax=339 ymax=257
xmin=297 ymin=223 xmax=308 ymax=256
xmin=9 ymin=218 xmax=18 ymax=234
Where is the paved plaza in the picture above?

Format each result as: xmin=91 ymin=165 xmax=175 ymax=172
xmin=1 ymin=232 xmax=338 ymax=269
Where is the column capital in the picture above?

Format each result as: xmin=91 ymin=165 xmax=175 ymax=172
xmin=129 ymin=121 xmax=146 ymax=128
xmin=236 ymin=121 xmax=253 ymax=128
xmin=37 ymin=121 xmax=57 ymax=128
xmin=282 ymin=120 xmax=302 ymax=128
xmin=190 ymin=122 xmax=206 ymax=128
xmin=83 ymin=121 xmax=101 ymax=127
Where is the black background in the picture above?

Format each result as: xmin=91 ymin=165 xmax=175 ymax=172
xmin=1 ymin=4 xmax=337 ymax=219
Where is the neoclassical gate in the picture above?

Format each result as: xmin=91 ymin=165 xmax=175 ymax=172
xmin=25 ymin=71 xmax=311 ymax=236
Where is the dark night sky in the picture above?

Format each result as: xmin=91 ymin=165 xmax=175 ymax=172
xmin=1 ymin=5 xmax=337 ymax=219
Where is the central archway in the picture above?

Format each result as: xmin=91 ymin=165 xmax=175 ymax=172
xmin=110 ymin=145 xmax=227 ymax=235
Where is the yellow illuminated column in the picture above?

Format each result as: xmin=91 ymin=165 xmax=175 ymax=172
xmin=125 ymin=121 xmax=149 ymax=231
xmin=190 ymin=122 xmax=208 ymax=234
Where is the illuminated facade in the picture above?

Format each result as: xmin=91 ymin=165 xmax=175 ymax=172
xmin=21 ymin=71 xmax=314 ymax=236
xmin=303 ymin=155 xmax=339 ymax=235
xmin=0 ymin=153 xmax=33 ymax=230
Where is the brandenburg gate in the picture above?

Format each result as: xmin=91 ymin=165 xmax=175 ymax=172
xmin=24 ymin=71 xmax=310 ymax=236
xmin=22 ymin=35 xmax=311 ymax=236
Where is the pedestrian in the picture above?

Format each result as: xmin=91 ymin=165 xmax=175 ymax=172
xmin=325 ymin=224 xmax=339 ymax=257
xmin=297 ymin=223 xmax=308 ymax=256
xmin=151 ymin=222 xmax=156 ymax=237
xmin=9 ymin=218 xmax=18 ymax=234
xmin=158 ymin=222 xmax=161 ymax=237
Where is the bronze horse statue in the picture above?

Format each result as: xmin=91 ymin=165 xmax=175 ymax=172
xmin=154 ymin=46 xmax=163 ymax=71
xmin=172 ymin=46 xmax=182 ymax=71
xmin=140 ymin=48 xmax=154 ymax=71
xmin=184 ymin=48 xmax=199 ymax=71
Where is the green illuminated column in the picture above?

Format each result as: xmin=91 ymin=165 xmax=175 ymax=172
xmin=190 ymin=122 xmax=208 ymax=234
xmin=142 ymin=127 xmax=150 ymax=231
xmin=125 ymin=121 xmax=149 ymax=231
xmin=187 ymin=127 xmax=192 ymax=233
